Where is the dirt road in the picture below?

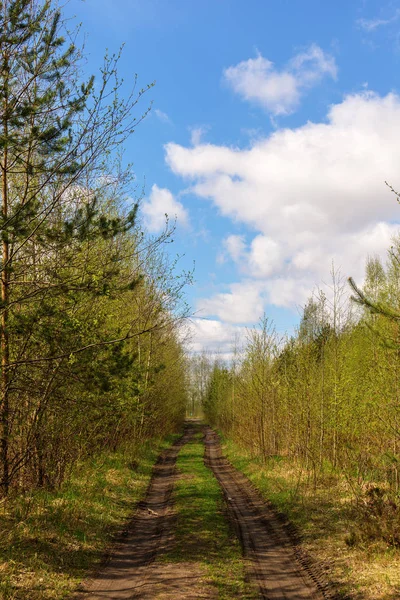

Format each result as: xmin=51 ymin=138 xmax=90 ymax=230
xmin=75 ymin=427 xmax=195 ymax=600
xmin=75 ymin=424 xmax=335 ymax=599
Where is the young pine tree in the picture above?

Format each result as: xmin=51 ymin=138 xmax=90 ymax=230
xmin=0 ymin=0 xmax=151 ymax=493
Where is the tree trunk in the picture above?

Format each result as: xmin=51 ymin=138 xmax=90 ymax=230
xmin=1 ymin=57 xmax=10 ymax=494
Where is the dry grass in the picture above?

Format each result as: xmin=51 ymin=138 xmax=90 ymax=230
xmin=0 ymin=435 xmax=179 ymax=600
xmin=223 ymin=439 xmax=400 ymax=600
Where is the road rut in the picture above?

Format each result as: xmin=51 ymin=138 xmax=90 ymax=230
xmin=204 ymin=427 xmax=331 ymax=600
xmin=75 ymin=424 xmax=335 ymax=599
xmin=75 ymin=427 xmax=194 ymax=599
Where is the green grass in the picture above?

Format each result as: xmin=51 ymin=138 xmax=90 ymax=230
xmin=0 ymin=433 xmax=180 ymax=600
xmin=160 ymin=429 xmax=258 ymax=599
xmin=221 ymin=436 xmax=400 ymax=600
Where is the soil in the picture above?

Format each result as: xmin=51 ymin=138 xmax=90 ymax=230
xmin=204 ymin=426 xmax=334 ymax=599
xmin=74 ymin=426 xmax=202 ymax=599
xmin=75 ymin=423 xmax=337 ymax=599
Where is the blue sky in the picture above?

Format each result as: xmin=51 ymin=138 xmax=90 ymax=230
xmin=66 ymin=0 xmax=400 ymax=356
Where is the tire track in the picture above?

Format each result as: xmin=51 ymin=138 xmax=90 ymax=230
xmin=203 ymin=427 xmax=332 ymax=600
xmin=74 ymin=426 xmax=194 ymax=600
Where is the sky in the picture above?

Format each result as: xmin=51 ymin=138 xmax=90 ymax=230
xmin=65 ymin=0 xmax=400 ymax=357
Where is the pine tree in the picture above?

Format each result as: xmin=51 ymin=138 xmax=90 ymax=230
xmin=0 ymin=0 xmax=152 ymax=493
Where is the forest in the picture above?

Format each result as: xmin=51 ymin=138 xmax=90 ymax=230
xmin=198 ymin=254 xmax=400 ymax=548
xmin=0 ymin=0 xmax=189 ymax=497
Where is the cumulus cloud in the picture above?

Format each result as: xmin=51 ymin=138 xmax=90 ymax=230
xmin=223 ymin=44 xmax=337 ymax=116
xmin=223 ymin=234 xmax=246 ymax=262
xmin=185 ymin=318 xmax=246 ymax=358
xmin=165 ymin=92 xmax=400 ymax=309
xmin=197 ymin=281 xmax=265 ymax=324
xmin=142 ymin=184 xmax=189 ymax=232
xmin=222 ymin=234 xmax=283 ymax=278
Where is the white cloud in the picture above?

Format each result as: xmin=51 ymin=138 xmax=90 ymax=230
xmin=197 ymin=281 xmax=265 ymax=324
xmin=185 ymin=317 xmax=246 ymax=358
xmin=154 ymin=109 xmax=171 ymax=124
xmin=357 ymin=9 xmax=400 ymax=32
xmin=190 ymin=125 xmax=209 ymax=146
xmin=229 ymin=234 xmax=284 ymax=278
xmin=289 ymin=44 xmax=337 ymax=82
xmin=223 ymin=44 xmax=337 ymax=116
xmin=142 ymin=184 xmax=189 ymax=232
xmin=217 ymin=234 xmax=245 ymax=265
xmin=223 ymin=234 xmax=246 ymax=262
xmin=165 ymin=91 xmax=400 ymax=308
xmin=266 ymin=277 xmax=312 ymax=309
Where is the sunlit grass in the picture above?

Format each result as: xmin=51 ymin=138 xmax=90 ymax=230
xmin=0 ymin=434 xmax=180 ymax=600
xmin=222 ymin=436 xmax=400 ymax=600
xmin=160 ymin=429 xmax=258 ymax=599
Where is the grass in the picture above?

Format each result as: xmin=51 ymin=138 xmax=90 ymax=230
xmin=0 ymin=434 xmax=180 ymax=600
xmin=160 ymin=428 xmax=258 ymax=599
xmin=222 ymin=436 xmax=400 ymax=600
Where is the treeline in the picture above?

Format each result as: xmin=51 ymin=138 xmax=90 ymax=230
xmin=200 ymin=245 xmax=400 ymax=544
xmin=0 ymin=0 xmax=188 ymax=496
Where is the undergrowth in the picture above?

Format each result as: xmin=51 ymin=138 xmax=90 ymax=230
xmin=348 ymin=485 xmax=400 ymax=548
xmin=0 ymin=434 xmax=179 ymax=600
xmin=222 ymin=435 xmax=400 ymax=600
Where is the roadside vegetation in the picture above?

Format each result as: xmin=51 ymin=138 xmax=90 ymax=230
xmin=222 ymin=437 xmax=400 ymax=599
xmin=0 ymin=0 xmax=189 ymax=595
xmin=196 ymin=242 xmax=400 ymax=599
xmin=0 ymin=0 xmax=190 ymax=499
xmin=0 ymin=434 xmax=180 ymax=599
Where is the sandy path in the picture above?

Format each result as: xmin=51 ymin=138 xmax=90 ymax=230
xmin=204 ymin=427 xmax=333 ymax=600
